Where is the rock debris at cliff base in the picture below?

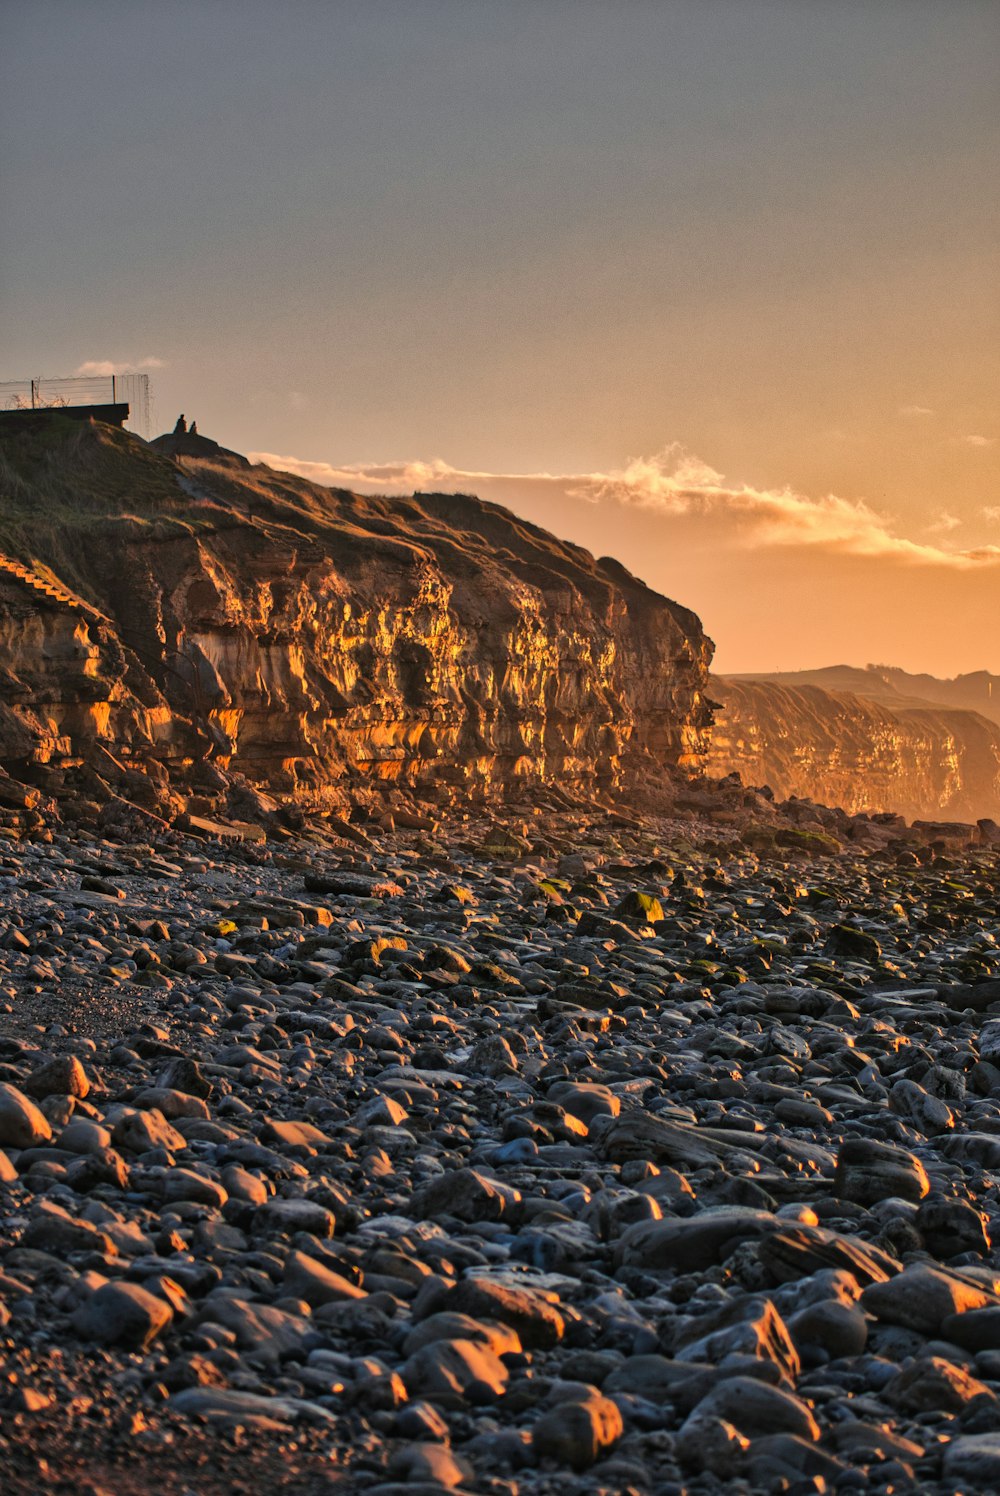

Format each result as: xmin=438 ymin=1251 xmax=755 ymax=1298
xmin=1 ymin=807 xmax=1000 ymax=1495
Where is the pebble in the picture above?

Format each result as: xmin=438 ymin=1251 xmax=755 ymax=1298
xmin=0 ymin=812 xmax=998 ymax=1493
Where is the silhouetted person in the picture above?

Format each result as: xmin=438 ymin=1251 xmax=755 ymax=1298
xmin=190 ymin=421 xmax=198 ymax=435
xmin=173 ymin=414 xmax=187 ymax=434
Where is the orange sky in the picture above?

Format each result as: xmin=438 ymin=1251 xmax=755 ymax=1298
xmin=3 ymin=2 xmax=998 ymax=673
xmin=250 ymin=445 xmax=1000 ymax=676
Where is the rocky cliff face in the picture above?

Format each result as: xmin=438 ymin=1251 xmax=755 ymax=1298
xmin=0 ymin=417 xmax=713 ymax=822
xmin=708 ymin=677 xmax=1000 ymax=824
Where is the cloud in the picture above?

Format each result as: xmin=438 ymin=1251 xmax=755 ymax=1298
xmin=962 ymin=434 xmax=996 ymax=448
xmin=248 ymin=443 xmax=1000 ymax=573
xmin=984 ymin=505 xmax=1000 ymax=522
xmin=74 ymin=356 xmax=165 ymax=376
xmin=899 ymin=404 xmax=934 ymax=417
xmin=926 ymin=511 xmax=961 ymax=535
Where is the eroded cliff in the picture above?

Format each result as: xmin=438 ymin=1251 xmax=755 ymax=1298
xmin=0 ymin=417 xmax=713 ymax=823
xmin=708 ymin=676 xmax=1000 ymax=824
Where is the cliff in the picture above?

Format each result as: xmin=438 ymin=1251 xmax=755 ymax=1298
xmin=0 ymin=416 xmax=713 ymax=824
xmin=708 ymin=676 xmax=1000 ymax=824
xmin=731 ymin=664 xmax=1000 ymax=728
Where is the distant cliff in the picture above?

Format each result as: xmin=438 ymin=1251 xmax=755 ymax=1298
xmin=708 ymin=676 xmax=1000 ymax=824
xmin=0 ymin=416 xmax=713 ymax=822
xmin=730 ymin=664 xmax=1000 ymax=728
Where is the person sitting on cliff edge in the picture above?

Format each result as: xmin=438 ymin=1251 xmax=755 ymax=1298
xmin=173 ymin=414 xmax=187 ymax=434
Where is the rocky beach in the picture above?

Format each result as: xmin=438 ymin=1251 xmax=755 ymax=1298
xmin=2 ymin=797 xmax=1000 ymax=1496
xmin=6 ymin=4 xmax=998 ymax=1488
xmin=1 ymin=419 xmax=1000 ymax=1495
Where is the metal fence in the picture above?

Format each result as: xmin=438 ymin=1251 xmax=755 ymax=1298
xmin=0 ymin=374 xmax=154 ymax=439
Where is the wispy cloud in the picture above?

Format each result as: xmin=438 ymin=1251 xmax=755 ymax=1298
xmin=74 ymin=356 xmax=165 ymax=376
xmin=962 ymin=434 xmax=996 ymax=448
xmin=249 ymin=443 xmax=1000 ymax=572
xmin=926 ymin=511 xmax=961 ymax=535
xmin=899 ymin=404 xmax=934 ymax=417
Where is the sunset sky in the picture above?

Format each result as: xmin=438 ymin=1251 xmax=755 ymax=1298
xmin=2 ymin=1 xmax=997 ymax=675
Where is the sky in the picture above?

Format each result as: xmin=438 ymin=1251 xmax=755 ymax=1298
xmin=1 ymin=0 xmax=997 ymax=675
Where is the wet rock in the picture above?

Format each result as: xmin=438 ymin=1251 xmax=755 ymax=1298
xmin=170 ymin=1387 xmax=334 ymax=1425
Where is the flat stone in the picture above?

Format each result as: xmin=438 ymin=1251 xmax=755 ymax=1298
xmin=618 ymin=1208 xmax=777 ymax=1271
xmin=760 ymin=1224 xmax=898 ymax=1286
xmin=171 ymin=1387 xmax=334 ymax=1423
xmin=255 ymin=1197 xmax=336 ymax=1237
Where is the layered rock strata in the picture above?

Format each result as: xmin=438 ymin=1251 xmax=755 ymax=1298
xmin=708 ymin=677 xmax=1000 ymax=825
xmin=0 ymin=417 xmax=712 ymax=815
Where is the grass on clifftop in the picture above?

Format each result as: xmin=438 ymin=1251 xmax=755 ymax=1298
xmin=0 ymin=417 xmax=210 ymax=583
